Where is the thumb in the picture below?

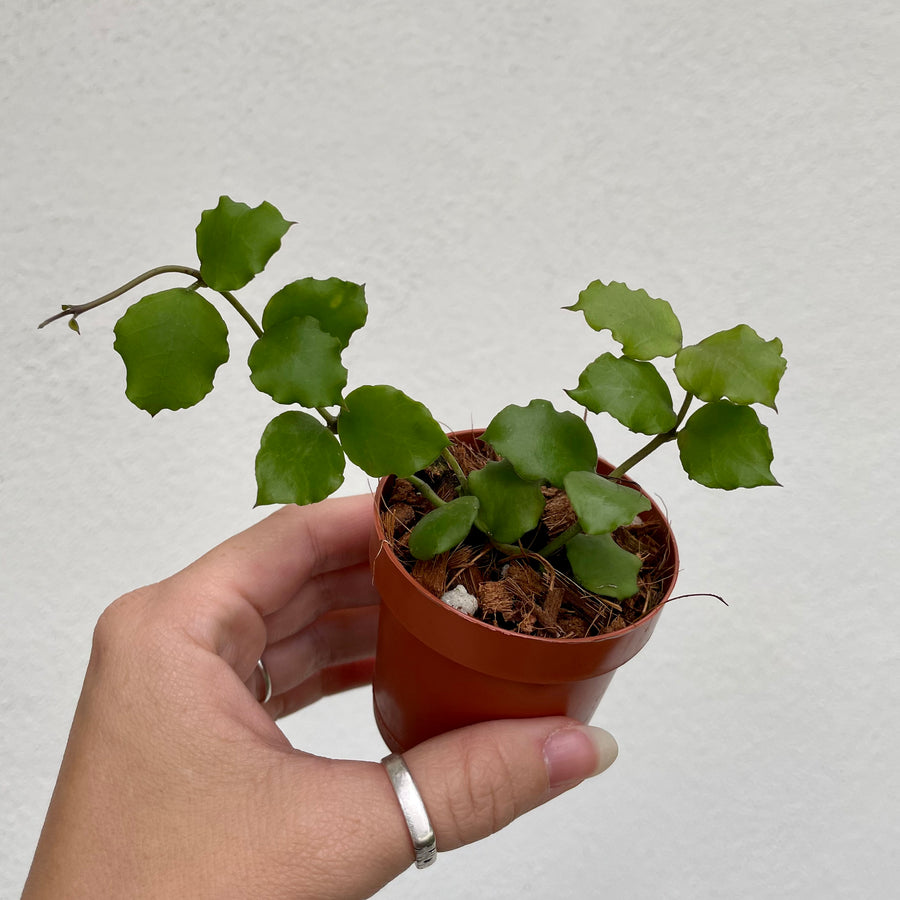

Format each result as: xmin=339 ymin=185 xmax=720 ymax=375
xmin=263 ymin=716 xmax=617 ymax=898
xmin=401 ymin=716 xmax=618 ymax=852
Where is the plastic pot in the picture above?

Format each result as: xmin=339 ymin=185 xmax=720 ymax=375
xmin=369 ymin=429 xmax=678 ymax=753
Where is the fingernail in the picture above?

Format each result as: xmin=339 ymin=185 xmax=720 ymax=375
xmin=543 ymin=725 xmax=619 ymax=788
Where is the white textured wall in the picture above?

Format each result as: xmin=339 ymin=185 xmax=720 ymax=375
xmin=2 ymin=1 xmax=898 ymax=897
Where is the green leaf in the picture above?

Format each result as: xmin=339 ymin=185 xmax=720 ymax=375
xmin=255 ymin=411 xmax=345 ymax=505
xmin=565 ymin=533 xmax=642 ymax=599
xmin=112 ymin=288 xmax=229 ymax=416
xmin=248 ymin=316 xmax=347 ymax=407
xmin=563 ymin=470 xmax=651 ymax=535
xmin=482 ymin=399 xmax=597 ymax=488
xmin=675 ymin=325 xmax=786 ymax=409
xmin=409 ymin=496 xmax=480 ymax=560
xmin=338 ymin=385 xmax=449 ymax=477
xmin=566 ymin=353 xmax=677 ymax=434
xmin=263 ymin=278 xmax=368 ymax=348
xmin=468 ymin=460 xmax=546 ymax=543
xmin=196 ymin=196 xmax=293 ymax=292
xmin=566 ymin=280 xmax=683 ymax=360
xmin=677 ymin=400 xmax=778 ymax=489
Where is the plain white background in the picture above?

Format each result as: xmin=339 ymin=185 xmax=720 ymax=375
xmin=2 ymin=1 xmax=898 ymax=897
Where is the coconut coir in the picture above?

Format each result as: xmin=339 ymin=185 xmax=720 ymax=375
xmin=379 ymin=436 xmax=676 ymax=639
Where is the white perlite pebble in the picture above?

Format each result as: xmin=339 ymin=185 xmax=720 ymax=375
xmin=440 ymin=584 xmax=478 ymax=616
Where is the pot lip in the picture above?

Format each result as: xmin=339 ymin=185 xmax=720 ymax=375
xmin=372 ymin=429 xmax=679 ymax=646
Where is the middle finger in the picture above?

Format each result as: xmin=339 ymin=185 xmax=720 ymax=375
xmin=263 ymin=562 xmax=379 ymax=645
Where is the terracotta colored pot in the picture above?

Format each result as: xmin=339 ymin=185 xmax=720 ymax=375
xmin=369 ymin=430 xmax=679 ymax=752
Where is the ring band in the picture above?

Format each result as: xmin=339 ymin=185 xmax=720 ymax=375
xmin=381 ymin=753 xmax=437 ymax=869
xmin=256 ymin=658 xmax=272 ymax=704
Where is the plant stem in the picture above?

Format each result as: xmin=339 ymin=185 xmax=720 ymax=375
xmin=608 ymin=392 xmax=694 ymax=479
xmin=38 ymin=264 xmax=264 ymax=338
xmin=316 ymin=407 xmax=339 ymax=433
xmin=216 ymin=287 xmax=263 ymax=338
xmin=37 ymin=262 xmax=349 ymax=434
xmin=440 ymin=446 xmax=468 ymax=491
xmin=38 ymin=265 xmax=198 ymax=328
xmin=406 ymin=474 xmax=446 ymax=509
xmin=607 ymin=434 xmax=675 ymax=480
xmin=537 ymin=521 xmax=583 ymax=559
xmin=532 ymin=394 xmax=695 ymax=560
xmin=492 ymin=539 xmax=525 ymax=557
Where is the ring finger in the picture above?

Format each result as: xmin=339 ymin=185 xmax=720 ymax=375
xmin=266 ymin=657 xmax=376 ymax=719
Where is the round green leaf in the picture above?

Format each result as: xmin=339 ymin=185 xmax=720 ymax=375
xmin=196 ymin=196 xmax=293 ymax=292
xmin=565 ymin=280 xmax=683 ymax=360
xmin=566 ymin=353 xmax=677 ymax=435
xmin=408 ymin=496 xmax=480 ymax=560
xmin=563 ymin=470 xmax=651 ymax=535
xmin=481 ymin=399 xmax=597 ymax=487
xmin=255 ymin=411 xmax=345 ymax=505
xmin=677 ymin=401 xmax=778 ymax=490
xmin=112 ymin=288 xmax=229 ymax=416
xmin=468 ymin=459 xmax=546 ymax=543
xmin=263 ymin=278 xmax=368 ymax=348
xmin=565 ymin=533 xmax=642 ymax=599
xmin=248 ymin=316 xmax=347 ymax=407
xmin=675 ymin=325 xmax=786 ymax=409
xmin=338 ymin=385 xmax=449 ymax=477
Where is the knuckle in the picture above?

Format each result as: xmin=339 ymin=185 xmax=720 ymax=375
xmin=444 ymin=736 xmax=521 ymax=841
xmin=308 ymin=571 xmax=335 ymax=621
xmin=93 ymin=590 xmax=140 ymax=647
xmin=298 ymin=510 xmax=327 ymax=576
xmin=91 ymin=587 xmax=158 ymax=661
xmin=303 ymin=619 xmax=333 ymax=674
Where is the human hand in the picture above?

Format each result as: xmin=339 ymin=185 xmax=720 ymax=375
xmin=22 ymin=495 xmax=617 ymax=900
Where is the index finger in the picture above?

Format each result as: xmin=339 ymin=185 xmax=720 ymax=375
xmin=180 ymin=494 xmax=376 ymax=617
xmin=158 ymin=495 xmax=376 ymax=668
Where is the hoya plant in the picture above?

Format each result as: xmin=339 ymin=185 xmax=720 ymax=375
xmin=40 ymin=196 xmax=786 ymax=603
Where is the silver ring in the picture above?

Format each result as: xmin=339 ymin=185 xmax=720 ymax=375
xmin=381 ymin=753 xmax=437 ymax=869
xmin=256 ymin=658 xmax=272 ymax=704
